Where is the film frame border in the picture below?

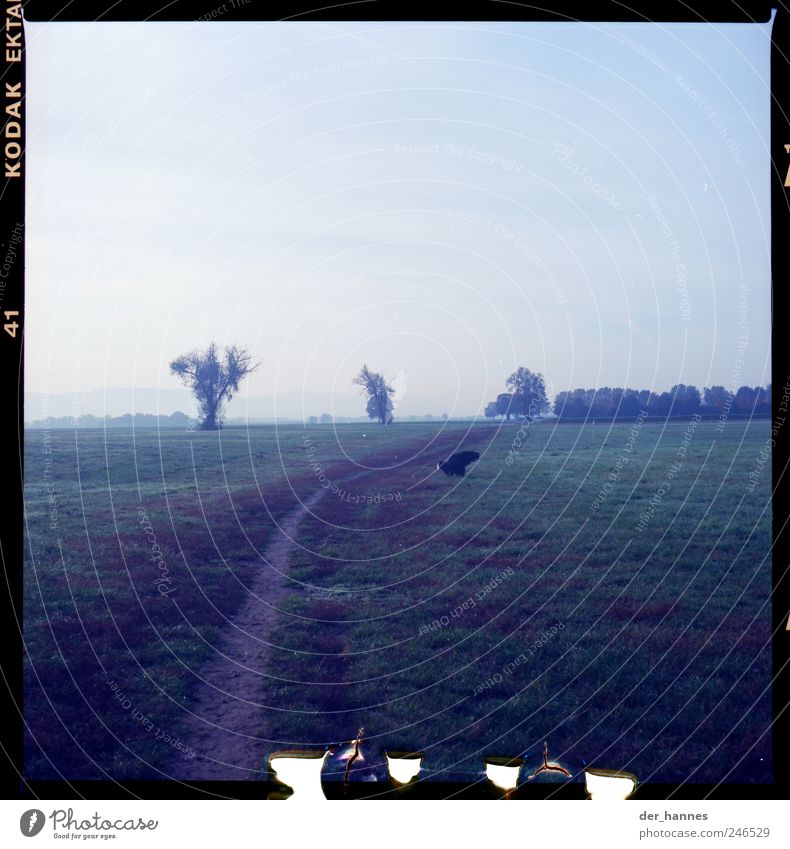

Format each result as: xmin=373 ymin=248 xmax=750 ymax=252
xmin=1 ymin=0 xmax=787 ymax=801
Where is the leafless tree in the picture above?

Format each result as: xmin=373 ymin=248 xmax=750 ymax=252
xmin=353 ymin=365 xmax=395 ymax=425
xmin=170 ymin=342 xmax=259 ymax=430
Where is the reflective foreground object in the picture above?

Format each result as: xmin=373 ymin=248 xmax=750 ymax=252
xmin=385 ymin=750 xmax=424 ymax=786
xmin=484 ymin=756 xmax=525 ymax=797
xmin=269 ymin=750 xmax=330 ymax=801
xmin=584 ymin=768 xmax=638 ymax=799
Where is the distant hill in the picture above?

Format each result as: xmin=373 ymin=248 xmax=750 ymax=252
xmin=24 ymin=388 xmax=194 ymax=421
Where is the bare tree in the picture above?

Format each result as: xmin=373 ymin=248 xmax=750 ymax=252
xmin=354 ymin=365 xmax=395 ymax=425
xmin=170 ymin=342 xmax=259 ymax=430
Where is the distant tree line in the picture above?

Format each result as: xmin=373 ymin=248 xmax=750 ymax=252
xmin=306 ymin=412 xmax=450 ymax=424
xmin=550 ymin=383 xmax=771 ymax=420
xmin=306 ymin=414 xmax=335 ymax=425
xmin=27 ymin=412 xmax=196 ymax=429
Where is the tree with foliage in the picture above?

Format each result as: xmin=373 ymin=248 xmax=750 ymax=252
xmin=702 ymin=385 xmax=728 ymax=413
xmin=592 ymin=386 xmax=613 ymax=418
xmin=619 ymin=389 xmax=643 ymax=418
xmin=666 ymin=384 xmax=702 ymax=416
xmin=552 ymin=391 xmax=569 ymax=417
xmin=506 ymin=367 xmax=549 ymax=417
xmin=649 ymin=391 xmax=672 ymax=416
xmin=496 ymin=392 xmax=516 ymax=420
xmin=733 ymin=385 xmax=758 ymax=414
xmin=553 ymin=383 xmax=771 ymax=421
xmin=320 ymin=413 xmax=333 ymax=424
xmin=169 ymin=342 xmax=259 ymax=430
xmin=354 ymin=365 xmax=395 ymax=425
xmin=484 ymin=401 xmax=499 ymax=420
xmin=756 ymin=384 xmax=771 ymax=415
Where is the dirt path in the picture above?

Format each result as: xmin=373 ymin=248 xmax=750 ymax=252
xmin=171 ymin=489 xmax=325 ymax=781
xmin=170 ymin=428 xmax=491 ymax=781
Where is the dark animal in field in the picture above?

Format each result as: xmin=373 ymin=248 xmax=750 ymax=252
xmin=436 ymin=451 xmax=480 ymax=477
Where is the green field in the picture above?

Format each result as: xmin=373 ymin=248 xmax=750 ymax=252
xmin=23 ymin=418 xmax=772 ymax=783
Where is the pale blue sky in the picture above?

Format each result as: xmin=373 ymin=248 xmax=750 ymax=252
xmin=25 ymin=19 xmax=772 ymax=417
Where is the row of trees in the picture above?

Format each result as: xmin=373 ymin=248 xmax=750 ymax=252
xmin=169 ymin=348 xmax=402 ymax=430
xmin=27 ymin=411 xmax=196 ymax=430
xmin=167 ymin=347 xmax=455 ymax=429
xmin=167 ymin=344 xmax=772 ymax=430
xmin=307 ymin=412 xmax=451 ymax=424
xmin=307 ymin=414 xmax=335 ymax=425
xmin=483 ymin=378 xmax=773 ymax=422
xmin=549 ymin=383 xmax=772 ymax=420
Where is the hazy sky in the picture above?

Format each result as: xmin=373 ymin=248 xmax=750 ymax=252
xmin=25 ymin=19 xmax=772 ymax=417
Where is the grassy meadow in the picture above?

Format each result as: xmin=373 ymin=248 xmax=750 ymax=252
xmin=23 ymin=417 xmax=772 ymax=783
